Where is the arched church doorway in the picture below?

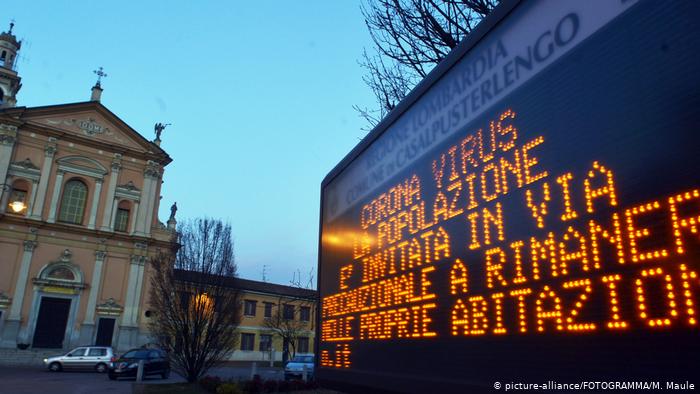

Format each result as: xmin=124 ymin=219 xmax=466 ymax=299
xmin=32 ymin=297 xmax=71 ymax=348
xmin=29 ymin=250 xmax=85 ymax=349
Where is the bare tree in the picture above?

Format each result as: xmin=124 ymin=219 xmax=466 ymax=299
xmin=263 ymin=295 xmax=315 ymax=361
xmin=355 ymin=0 xmax=498 ymax=129
xmin=148 ymin=218 xmax=241 ymax=383
xmin=263 ymin=271 xmax=316 ymax=361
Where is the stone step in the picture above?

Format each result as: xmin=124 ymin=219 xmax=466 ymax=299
xmin=0 ymin=348 xmax=67 ymax=366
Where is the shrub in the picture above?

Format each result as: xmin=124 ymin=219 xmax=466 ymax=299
xmin=304 ymin=379 xmax=319 ymax=390
xmin=216 ymin=383 xmax=243 ymax=394
xmin=199 ymin=375 xmax=223 ymax=393
xmin=288 ymin=379 xmax=305 ymax=391
xmin=243 ymin=375 xmax=263 ymax=394
xmin=262 ymin=379 xmax=278 ymax=393
xmin=277 ymin=379 xmax=291 ymax=392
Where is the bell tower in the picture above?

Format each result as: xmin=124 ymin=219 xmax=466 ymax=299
xmin=0 ymin=21 xmax=22 ymax=108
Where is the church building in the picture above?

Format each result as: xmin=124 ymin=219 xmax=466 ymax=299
xmin=0 ymin=23 xmax=176 ymax=351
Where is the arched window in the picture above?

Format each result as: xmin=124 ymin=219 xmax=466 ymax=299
xmin=7 ymin=179 xmax=29 ymax=214
xmin=58 ymin=179 xmax=88 ymax=224
xmin=114 ymin=200 xmax=131 ymax=232
xmin=47 ymin=266 xmax=76 ymax=281
xmin=38 ymin=258 xmax=82 ymax=284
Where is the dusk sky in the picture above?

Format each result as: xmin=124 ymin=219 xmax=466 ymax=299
xmin=4 ymin=1 xmax=378 ymax=286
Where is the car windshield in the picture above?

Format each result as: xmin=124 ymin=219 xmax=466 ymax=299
xmin=291 ymin=356 xmax=313 ymax=363
xmin=121 ymin=350 xmax=150 ymax=359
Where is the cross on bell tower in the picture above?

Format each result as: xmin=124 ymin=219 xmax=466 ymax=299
xmin=91 ymin=66 xmax=107 ymax=101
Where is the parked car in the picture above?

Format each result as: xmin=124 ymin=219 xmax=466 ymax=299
xmin=108 ymin=348 xmax=170 ymax=380
xmin=43 ymin=346 xmax=114 ymax=373
xmin=284 ymin=355 xmax=314 ymax=380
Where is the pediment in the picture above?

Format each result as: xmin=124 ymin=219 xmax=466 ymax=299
xmin=56 ymin=155 xmax=108 ymax=177
xmin=18 ymin=102 xmax=162 ymax=155
xmin=29 ymin=111 xmax=145 ymax=150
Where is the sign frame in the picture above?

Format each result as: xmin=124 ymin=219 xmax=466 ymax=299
xmin=316 ymin=1 xmax=521 ymax=390
xmin=316 ymin=0 xmax=699 ymax=391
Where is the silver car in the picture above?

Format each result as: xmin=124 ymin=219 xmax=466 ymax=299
xmin=43 ymin=346 xmax=114 ymax=373
xmin=284 ymin=355 xmax=314 ymax=380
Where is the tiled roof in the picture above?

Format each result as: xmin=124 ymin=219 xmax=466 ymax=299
xmin=174 ymin=269 xmax=317 ymax=300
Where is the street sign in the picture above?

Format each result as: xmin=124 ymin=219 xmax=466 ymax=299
xmin=318 ymin=0 xmax=700 ymax=392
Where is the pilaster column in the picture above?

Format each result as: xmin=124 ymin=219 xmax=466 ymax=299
xmin=144 ymin=161 xmax=161 ymax=235
xmin=122 ymin=255 xmax=146 ymax=326
xmin=0 ymin=184 xmax=11 ymax=214
xmin=132 ymin=257 xmax=146 ymax=325
xmin=134 ymin=161 xmax=160 ymax=236
xmin=8 ymin=240 xmax=37 ymax=320
xmin=0 ymin=124 xmax=18 ymax=207
xmin=84 ymin=251 xmax=107 ymax=324
xmin=145 ymin=181 xmax=160 ymax=236
xmin=109 ymin=198 xmax=118 ymax=231
xmin=30 ymin=137 xmax=57 ymax=220
xmin=0 ymin=124 xmax=17 ymax=175
xmin=99 ymin=154 xmax=122 ymax=231
xmin=46 ymin=169 xmax=65 ymax=223
xmin=26 ymin=180 xmax=38 ymax=216
xmin=87 ymin=179 xmax=103 ymax=229
xmin=133 ymin=179 xmax=152 ymax=235
xmin=129 ymin=201 xmax=140 ymax=234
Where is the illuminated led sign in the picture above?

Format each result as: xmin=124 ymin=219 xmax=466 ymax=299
xmin=318 ymin=0 xmax=700 ymax=392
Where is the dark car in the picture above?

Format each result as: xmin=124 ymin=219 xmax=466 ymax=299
xmin=108 ymin=348 xmax=170 ymax=380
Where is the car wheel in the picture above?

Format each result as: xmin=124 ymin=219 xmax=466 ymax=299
xmin=95 ymin=363 xmax=108 ymax=373
xmin=161 ymin=369 xmax=170 ymax=379
xmin=49 ymin=362 xmax=62 ymax=372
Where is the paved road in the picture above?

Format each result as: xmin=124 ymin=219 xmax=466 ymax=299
xmin=209 ymin=364 xmax=284 ymax=381
xmin=0 ymin=367 xmax=164 ymax=394
xmin=0 ymin=365 xmax=284 ymax=394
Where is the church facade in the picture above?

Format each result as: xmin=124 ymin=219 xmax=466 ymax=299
xmin=0 ymin=24 xmax=176 ymax=351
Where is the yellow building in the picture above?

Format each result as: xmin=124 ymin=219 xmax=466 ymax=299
xmin=174 ymin=270 xmax=316 ymax=363
xmin=235 ymin=278 xmax=316 ymax=363
xmin=0 ymin=23 xmax=176 ymax=351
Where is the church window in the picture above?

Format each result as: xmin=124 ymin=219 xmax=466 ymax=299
xmin=115 ymin=202 xmax=130 ymax=232
xmin=7 ymin=179 xmax=29 ymax=214
xmin=58 ymin=179 xmax=88 ymax=224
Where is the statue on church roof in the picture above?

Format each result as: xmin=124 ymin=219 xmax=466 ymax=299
xmin=154 ymin=122 xmax=171 ymax=142
xmin=167 ymin=202 xmax=178 ymax=230
xmin=169 ymin=202 xmax=177 ymax=220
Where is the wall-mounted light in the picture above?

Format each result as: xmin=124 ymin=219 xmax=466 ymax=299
xmin=9 ymin=200 xmax=26 ymax=213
